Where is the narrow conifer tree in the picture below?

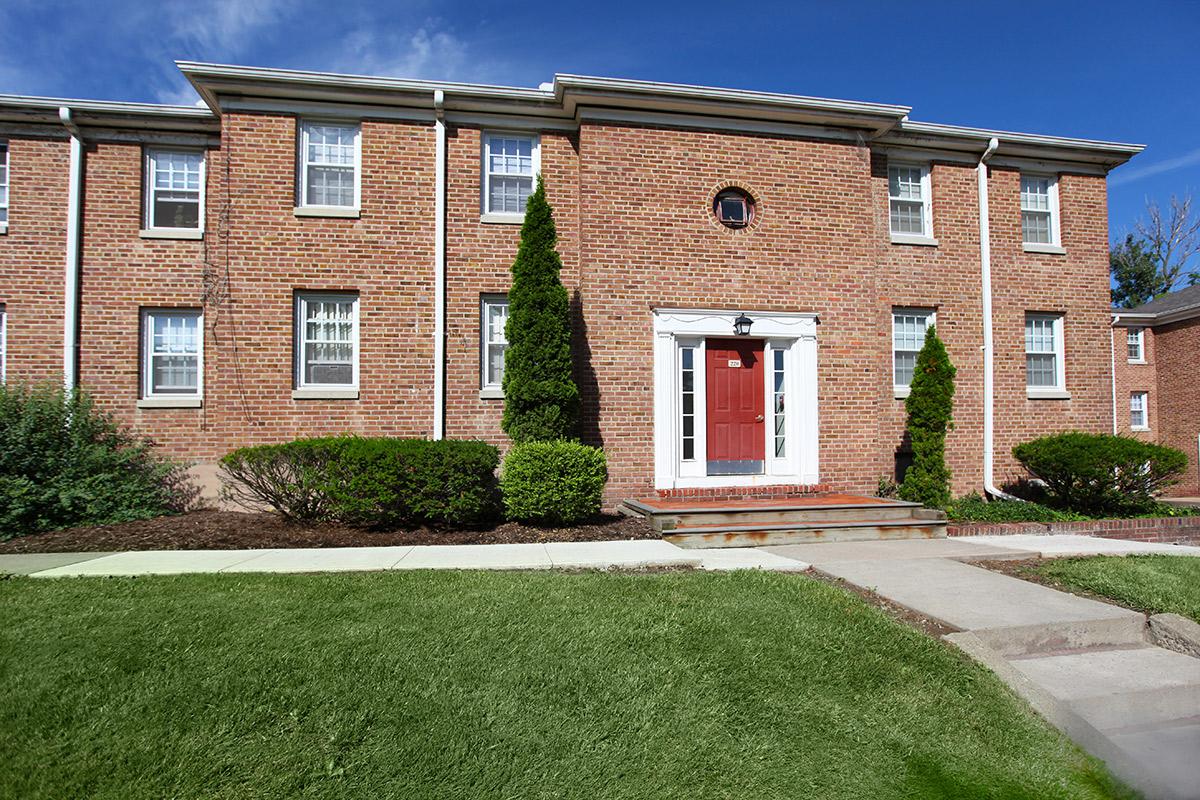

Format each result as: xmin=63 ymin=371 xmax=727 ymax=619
xmin=898 ymin=325 xmax=956 ymax=507
xmin=501 ymin=176 xmax=580 ymax=442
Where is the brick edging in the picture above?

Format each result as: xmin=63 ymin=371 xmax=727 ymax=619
xmin=947 ymin=516 xmax=1200 ymax=545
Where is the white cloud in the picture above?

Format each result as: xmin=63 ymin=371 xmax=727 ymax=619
xmin=331 ymin=25 xmax=472 ymax=81
xmin=169 ymin=0 xmax=293 ymax=55
xmin=1110 ymin=146 xmax=1200 ymax=187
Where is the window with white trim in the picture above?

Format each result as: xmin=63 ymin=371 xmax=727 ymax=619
xmin=772 ymin=347 xmax=786 ymax=458
xmin=680 ymin=346 xmax=696 ymax=461
xmin=888 ymin=164 xmax=931 ymax=237
xmin=481 ymin=296 xmax=509 ymax=389
xmin=141 ymin=309 xmax=202 ymax=398
xmin=1130 ymin=391 xmax=1148 ymax=430
xmin=145 ymin=149 xmax=203 ymax=230
xmin=892 ymin=308 xmax=935 ymax=390
xmin=1025 ymin=313 xmax=1065 ymax=391
xmin=1020 ymin=174 xmax=1059 ymax=245
xmin=299 ymin=122 xmax=360 ymax=209
xmin=483 ymin=133 xmax=538 ymax=216
xmin=1127 ymin=327 xmax=1145 ymax=362
xmin=0 ymin=142 xmax=8 ymax=229
xmin=295 ymin=293 xmax=358 ymax=389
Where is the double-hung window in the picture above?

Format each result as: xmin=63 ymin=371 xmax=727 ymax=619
xmin=1020 ymin=174 xmax=1060 ymax=247
xmin=295 ymin=293 xmax=358 ymax=395
xmin=0 ymin=142 xmax=9 ymax=230
xmin=299 ymin=121 xmax=360 ymax=210
xmin=482 ymin=133 xmax=538 ymax=218
xmin=481 ymin=296 xmax=509 ymax=393
xmin=892 ymin=308 xmax=934 ymax=394
xmin=144 ymin=149 xmax=204 ymax=233
xmin=1025 ymin=313 xmax=1066 ymax=395
xmin=1127 ymin=327 xmax=1145 ymax=363
xmin=1130 ymin=391 xmax=1149 ymax=430
xmin=141 ymin=309 xmax=202 ymax=403
xmin=888 ymin=164 xmax=932 ymax=241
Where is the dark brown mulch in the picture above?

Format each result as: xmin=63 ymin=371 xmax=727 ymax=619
xmin=0 ymin=510 xmax=658 ymax=553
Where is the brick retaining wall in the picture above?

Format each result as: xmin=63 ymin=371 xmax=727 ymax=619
xmin=947 ymin=516 xmax=1200 ymax=545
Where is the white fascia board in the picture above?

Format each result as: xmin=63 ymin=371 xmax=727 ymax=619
xmin=883 ymin=120 xmax=1144 ymax=168
xmin=0 ymin=94 xmax=217 ymax=134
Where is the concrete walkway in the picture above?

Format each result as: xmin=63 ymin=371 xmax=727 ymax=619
xmin=778 ymin=539 xmax=1200 ymax=800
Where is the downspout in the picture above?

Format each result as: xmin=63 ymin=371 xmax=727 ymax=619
xmin=1110 ymin=314 xmax=1121 ymax=435
xmin=59 ymin=107 xmax=83 ymax=393
xmin=432 ymin=90 xmax=447 ymax=440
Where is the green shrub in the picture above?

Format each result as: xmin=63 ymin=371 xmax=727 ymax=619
xmin=0 ymin=385 xmax=197 ymax=537
xmin=220 ymin=436 xmax=500 ymax=527
xmin=898 ymin=325 xmax=956 ymax=508
xmin=946 ymin=493 xmax=1086 ymax=523
xmin=501 ymin=441 xmax=607 ymax=525
xmin=1013 ymin=432 xmax=1188 ymax=515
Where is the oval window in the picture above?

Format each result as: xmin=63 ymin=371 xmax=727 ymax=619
xmin=713 ymin=188 xmax=754 ymax=229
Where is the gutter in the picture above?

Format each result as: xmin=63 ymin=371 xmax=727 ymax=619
xmin=432 ymin=89 xmax=446 ymax=440
xmin=59 ymin=106 xmax=83 ymax=392
xmin=1110 ymin=314 xmax=1121 ymax=435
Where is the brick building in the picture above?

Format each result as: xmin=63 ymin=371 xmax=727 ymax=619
xmin=1112 ymin=285 xmax=1200 ymax=497
xmin=0 ymin=63 xmax=1144 ymax=504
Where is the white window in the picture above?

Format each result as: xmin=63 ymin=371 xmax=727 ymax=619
xmin=1127 ymin=327 xmax=1145 ymax=363
xmin=299 ymin=122 xmax=360 ymax=209
xmin=141 ymin=309 xmax=202 ymax=398
xmin=0 ymin=142 xmax=8 ymax=229
xmin=145 ymin=149 xmax=204 ymax=231
xmin=295 ymin=293 xmax=358 ymax=389
xmin=1020 ymin=174 xmax=1059 ymax=245
xmin=772 ymin=348 xmax=786 ymax=458
xmin=482 ymin=133 xmax=538 ymax=217
xmin=481 ymin=296 xmax=509 ymax=389
xmin=1025 ymin=313 xmax=1065 ymax=393
xmin=892 ymin=308 xmax=935 ymax=392
xmin=888 ymin=164 xmax=932 ymax=238
xmin=679 ymin=345 xmax=696 ymax=462
xmin=1130 ymin=391 xmax=1148 ymax=430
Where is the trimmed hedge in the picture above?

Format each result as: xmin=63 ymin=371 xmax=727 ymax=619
xmin=220 ymin=437 xmax=500 ymax=528
xmin=0 ymin=385 xmax=197 ymax=537
xmin=501 ymin=441 xmax=607 ymax=525
xmin=1013 ymin=432 xmax=1188 ymax=515
xmin=946 ymin=493 xmax=1085 ymax=523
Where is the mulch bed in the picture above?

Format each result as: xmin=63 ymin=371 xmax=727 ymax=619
xmin=0 ymin=510 xmax=658 ymax=553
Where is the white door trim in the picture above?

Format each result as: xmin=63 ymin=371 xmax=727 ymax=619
xmin=652 ymin=308 xmax=819 ymax=490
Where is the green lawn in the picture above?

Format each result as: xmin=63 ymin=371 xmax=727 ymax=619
xmin=1 ymin=571 xmax=1132 ymax=800
xmin=1032 ymin=554 xmax=1200 ymax=622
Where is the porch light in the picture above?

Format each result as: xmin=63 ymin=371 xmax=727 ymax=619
xmin=733 ymin=313 xmax=753 ymax=336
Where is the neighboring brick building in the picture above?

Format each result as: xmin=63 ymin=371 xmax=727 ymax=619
xmin=0 ymin=63 xmax=1144 ymax=505
xmin=1112 ymin=285 xmax=1200 ymax=497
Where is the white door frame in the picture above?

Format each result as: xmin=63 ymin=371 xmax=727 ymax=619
xmin=652 ymin=307 xmax=819 ymax=490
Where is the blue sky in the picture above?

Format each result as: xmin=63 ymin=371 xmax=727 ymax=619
xmin=1 ymin=0 xmax=1196 ymax=240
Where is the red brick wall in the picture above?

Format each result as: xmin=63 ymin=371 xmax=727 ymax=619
xmin=948 ymin=516 xmax=1200 ymax=545
xmin=1155 ymin=318 xmax=1200 ymax=495
xmin=1112 ymin=324 xmax=1158 ymax=440
xmin=0 ymin=135 xmax=69 ymax=384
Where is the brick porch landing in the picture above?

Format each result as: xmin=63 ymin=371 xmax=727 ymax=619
xmin=623 ymin=493 xmax=947 ymax=549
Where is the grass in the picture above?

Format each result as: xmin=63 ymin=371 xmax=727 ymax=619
xmin=0 ymin=571 xmax=1133 ymax=800
xmin=1031 ymin=555 xmax=1200 ymax=622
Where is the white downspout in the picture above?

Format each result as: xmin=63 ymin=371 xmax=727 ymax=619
xmin=59 ymin=107 xmax=83 ymax=393
xmin=432 ymin=90 xmax=447 ymax=440
xmin=1110 ymin=314 xmax=1120 ymax=435
xmin=977 ymin=136 xmax=1010 ymax=499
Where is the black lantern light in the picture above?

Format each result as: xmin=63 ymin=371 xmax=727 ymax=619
xmin=733 ymin=313 xmax=753 ymax=336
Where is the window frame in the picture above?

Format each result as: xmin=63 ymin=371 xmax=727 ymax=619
xmin=480 ymin=294 xmax=509 ymax=396
xmin=0 ymin=141 xmax=8 ymax=232
xmin=1127 ymin=327 xmax=1145 ymax=363
xmin=139 ymin=308 xmax=203 ymax=404
xmin=480 ymin=131 xmax=540 ymax=222
xmin=297 ymin=120 xmax=362 ymax=212
xmin=1130 ymin=391 xmax=1149 ymax=431
xmin=1020 ymin=173 xmax=1061 ymax=249
xmin=142 ymin=148 xmax=205 ymax=235
xmin=293 ymin=292 xmax=360 ymax=396
xmin=891 ymin=306 xmax=936 ymax=397
xmin=887 ymin=162 xmax=934 ymax=243
xmin=1025 ymin=312 xmax=1067 ymax=397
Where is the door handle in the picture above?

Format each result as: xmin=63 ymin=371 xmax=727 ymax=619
xmin=755 ymin=414 xmax=764 ymax=422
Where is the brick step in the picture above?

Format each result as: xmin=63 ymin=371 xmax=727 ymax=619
xmin=663 ymin=518 xmax=948 ymax=549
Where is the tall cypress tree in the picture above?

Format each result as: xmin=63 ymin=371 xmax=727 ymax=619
xmin=898 ymin=325 xmax=956 ymax=508
xmin=501 ymin=175 xmax=580 ymax=443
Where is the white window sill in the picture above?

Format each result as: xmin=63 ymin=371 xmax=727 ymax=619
xmin=1127 ymin=359 xmax=1147 ymax=365
xmin=479 ymin=387 xmax=504 ymax=400
xmin=480 ymin=212 xmax=524 ymax=225
xmin=137 ymin=396 xmax=202 ymax=409
xmin=1027 ymin=389 xmax=1071 ymax=400
xmin=294 ymin=206 xmax=360 ymax=219
xmin=140 ymin=228 xmax=203 ymax=240
xmin=292 ymin=388 xmax=359 ymax=400
xmin=0 ymin=224 xmax=7 ymax=235
xmin=889 ymin=233 xmax=938 ymax=247
xmin=1131 ymin=426 xmax=1151 ymax=432
xmin=893 ymin=387 xmax=911 ymax=399
xmin=1023 ymin=242 xmax=1066 ymax=255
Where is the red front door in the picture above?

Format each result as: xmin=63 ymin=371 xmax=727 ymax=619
xmin=706 ymin=338 xmax=765 ymax=475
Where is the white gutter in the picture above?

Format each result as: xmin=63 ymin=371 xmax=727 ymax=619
xmin=59 ymin=106 xmax=83 ymax=392
xmin=432 ymin=89 xmax=446 ymax=440
xmin=976 ymin=135 xmax=1011 ymax=499
xmin=1110 ymin=314 xmax=1121 ymax=434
